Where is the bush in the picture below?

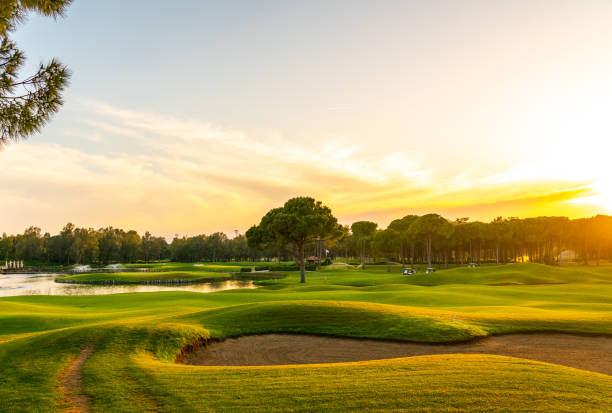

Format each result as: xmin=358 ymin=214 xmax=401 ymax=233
xmin=254 ymin=265 xmax=270 ymax=271
xmin=240 ymin=267 xmax=252 ymax=272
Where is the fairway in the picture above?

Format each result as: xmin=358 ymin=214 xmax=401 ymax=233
xmin=1 ymin=263 xmax=611 ymax=412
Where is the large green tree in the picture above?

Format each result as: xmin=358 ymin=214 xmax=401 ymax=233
xmin=0 ymin=0 xmax=72 ymax=146
xmin=247 ymin=197 xmax=341 ymax=283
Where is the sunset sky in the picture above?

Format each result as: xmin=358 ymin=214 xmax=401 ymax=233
xmin=2 ymin=0 xmax=612 ymax=237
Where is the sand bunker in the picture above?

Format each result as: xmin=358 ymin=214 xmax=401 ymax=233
xmin=180 ymin=333 xmax=612 ymax=375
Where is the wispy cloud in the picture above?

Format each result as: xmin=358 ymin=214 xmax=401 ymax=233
xmin=0 ymin=99 xmax=604 ymax=236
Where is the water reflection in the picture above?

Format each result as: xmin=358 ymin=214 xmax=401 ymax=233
xmin=0 ymin=273 xmax=256 ymax=297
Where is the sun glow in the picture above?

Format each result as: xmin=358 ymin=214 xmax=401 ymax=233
xmin=566 ymin=181 xmax=612 ymax=214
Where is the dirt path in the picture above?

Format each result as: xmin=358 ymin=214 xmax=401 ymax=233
xmin=58 ymin=345 xmax=95 ymax=413
xmin=180 ymin=333 xmax=612 ymax=375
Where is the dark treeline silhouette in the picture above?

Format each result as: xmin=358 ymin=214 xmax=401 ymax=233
xmin=333 ymin=214 xmax=612 ymax=268
xmin=0 ymin=223 xmax=268 ymax=265
xmin=0 ymin=223 xmax=170 ymax=265
xmin=2 ymin=214 xmax=611 ymax=266
xmin=168 ymin=233 xmax=273 ymax=262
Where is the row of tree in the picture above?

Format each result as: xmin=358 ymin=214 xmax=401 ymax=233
xmin=0 ymin=224 xmax=170 ymax=265
xmin=337 ymin=214 xmax=612 ymax=269
xmin=168 ymin=233 xmax=270 ymax=262
xmin=0 ymin=224 xmax=273 ymax=265
xmin=246 ymin=198 xmax=612 ymax=282
xmin=3 ymin=202 xmax=611 ymax=272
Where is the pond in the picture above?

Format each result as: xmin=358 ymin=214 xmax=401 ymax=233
xmin=0 ymin=272 xmax=256 ymax=297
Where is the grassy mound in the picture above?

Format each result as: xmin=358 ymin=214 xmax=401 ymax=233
xmin=138 ymin=353 xmax=612 ymax=412
xmin=178 ymin=300 xmax=486 ymax=342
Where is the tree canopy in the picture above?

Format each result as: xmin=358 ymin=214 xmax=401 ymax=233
xmin=0 ymin=0 xmax=72 ymax=146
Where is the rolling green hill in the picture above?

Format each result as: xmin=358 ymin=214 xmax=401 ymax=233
xmin=1 ymin=263 xmax=611 ymax=412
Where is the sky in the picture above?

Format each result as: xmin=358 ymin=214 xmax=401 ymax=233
xmin=2 ymin=0 xmax=612 ymax=237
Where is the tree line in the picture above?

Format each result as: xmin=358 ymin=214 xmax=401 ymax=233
xmin=335 ymin=214 xmax=612 ymax=268
xmin=247 ymin=198 xmax=612 ymax=274
xmin=0 ymin=223 xmax=170 ymax=265
xmin=2 ymin=209 xmax=611 ymax=269
xmin=0 ymin=223 xmax=271 ymax=265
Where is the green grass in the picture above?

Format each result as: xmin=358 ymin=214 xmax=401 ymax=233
xmin=122 ymin=261 xmax=292 ymax=272
xmin=1 ymin=263 xmax=611 ymax=412
xmin=56 ymin=271 xmax=231 ymax=283
xmin=136 ymin=354 xmax=612 ymax=412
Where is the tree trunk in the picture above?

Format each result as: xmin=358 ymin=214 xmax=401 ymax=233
xmin=469 ymin=240 xmax=472 ymax=263
xmin=317 ymin=238 xmax=321 ymax=271
xmin=361 ymin=239 xmax=366 ymax=270
xmin=299 ymin=244 xmax=306 ymax=283
xmin=427 ymin=237 xmax=432 ymax=268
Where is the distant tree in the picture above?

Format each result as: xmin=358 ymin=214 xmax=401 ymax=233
xmin=228 ymin=234 xmax=250 ymax=262
xmin=247 ymin=197 xmax=341 ymax=283
xmin=409 ymin=214 xmax=451 ymax=268
xmin=121 ymin=230 xmax=141 ymax=263
xmin=458 ymin=221 xmax=482 ymax=263
xmin=0 ymin=0 xmax=72 ymax=146
xmin=59 ymin=222 xmax=75 ymax=264
xmin=15 ymin=226 xmax=42 ymax=261
xmin=141 ymin=231 xmax=154 ymax=262
xmin=388 ymin=215 xmax=419 ymax=268
xmin=489 ymin=217 xmax=510 ymax=265
xmin=207 ymin=232 xmax=229 ymax=262
xmin=152 ymin=236 xmax=169 ymax=261
xmin=70 ymin=227 xmax=98 ymax=264
xmin=350 ymin=221 xmax=378 ymax=269
xmin=0 ymin=232 xmax=14 ymax=260
xmin=324 ymin=224 xmax=350 ymax=262
xmin=97 ymin=227 xmax=121 ymax=264
xmin=373 ymin=228 xmax=399 ymax=262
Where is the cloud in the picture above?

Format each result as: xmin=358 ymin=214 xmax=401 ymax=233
xmin=0 ymin=99 xmax=605 ymax=236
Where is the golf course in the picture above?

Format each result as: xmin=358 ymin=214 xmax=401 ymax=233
xmin=1 ymin=262 xmax=611 ymax=412
xmin=4 ymin=1 xmax=612 ymax=411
